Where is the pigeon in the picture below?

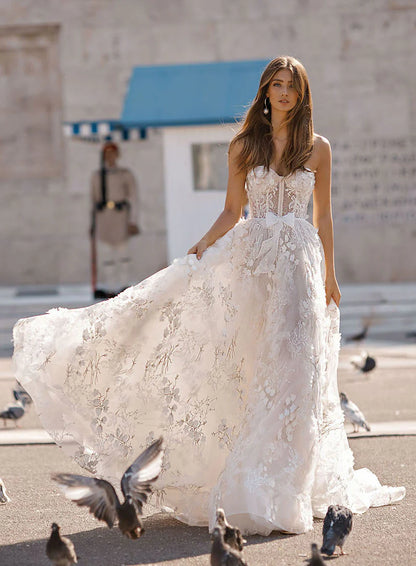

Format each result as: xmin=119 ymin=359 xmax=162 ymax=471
xmin=0 ymin=398 xmax=27 ymax=427
xmin=321 ymin=505 xmax=353 ymax=556
xmin=215 ymin=508 xmax=246 ymax=551
xmin=350 ymin=350 xmax=376 ymax=373
xmin=13 ymin=381 xmax=33 ymax=405
xmin=46 ymin=523 xmax=77 ymax=565
xmin=347 ymin=324 xmax=370 ymax=343
xmin=340 ymin=392 xmax=371 ymax=433
xmin=0 ymin=478 xmax=10 ymax=503
xmin=211 ymin=526 xmax=248 ymax=566
xmin=52 ymin=436 xmax=164 ymax=539
xmin=309 ymin=543 xmax=325 ymax=565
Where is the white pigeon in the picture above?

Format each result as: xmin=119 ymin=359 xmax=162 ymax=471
xmin=340 ymin=392 xmax=371 ymax=433
xmin=0 ymin=478 xmax=10 ymax=503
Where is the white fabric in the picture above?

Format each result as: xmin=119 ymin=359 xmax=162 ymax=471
xmin=13 ymin=166 xmax=405 ymax=535
xmin=97 ymin=240 xmax=130 ymax=292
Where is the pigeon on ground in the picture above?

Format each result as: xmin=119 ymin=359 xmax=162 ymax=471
xmin=210 ymin=526 xmax=248 ymax=566
xmin=52 ymin=437 xmax=164 ymax=539
xmin=215 ymin=508 xmax=246 ymax=551
xmin=340 ymin=392 xmax=371 ymax=433
xmin=0 ymin=478 xmax=10 ymax=503
xmin=46 ymin=523 xmax=77 ymax=565
xmin=350 ymin=350 xmax=376 ymax=373
xmin=13 ymin=381 xmax=33 ymax=405
xmin=321 ymin=505 xmax=353 ymax=556
xmin=309 ymin=543 xmax=325 ymax=565
xmin=0 ymin=398 xmax=27 ymax=427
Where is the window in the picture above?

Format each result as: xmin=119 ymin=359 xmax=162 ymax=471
xmin=192 ymin=142 xmax=228 ymax=191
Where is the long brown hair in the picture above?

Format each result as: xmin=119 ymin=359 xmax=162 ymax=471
xmin=230 ymin=56 xmax=314 ymax=175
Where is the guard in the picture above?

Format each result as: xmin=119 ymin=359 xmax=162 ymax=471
xmin=90 ymin=141 xmax=140 ymax=299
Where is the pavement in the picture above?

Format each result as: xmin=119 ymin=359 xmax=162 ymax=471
xmin=0 ymin=341 xmax=415 ymax=565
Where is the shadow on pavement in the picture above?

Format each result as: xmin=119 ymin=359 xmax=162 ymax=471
xmin=0 ymin=512 xmax=297 ymax=565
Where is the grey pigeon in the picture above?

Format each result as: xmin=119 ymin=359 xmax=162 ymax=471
xmin=347 ymin=323 xmax=370 ymax=343
xmin=340 ymin=392 xmax=371 ymax=433
xmin=321 ymin=505 xmax=353 ymax=556
xmin=0 ymin=399 xmax=27 ymax=427
xmin=350 ymin=350 xmax=376 ymax=373
xmin=13 ymin=381 xmax=33 ymax=405
xmin=210 ymin=527 xmax=248 ymax=566
xmin=52 ymin=437 xmax=164 ymax=539
xmin=46 ymin=523 xmax=77 ymax=565
xmin=215 ymin=508 xmax=246 ymax=551
xmin=309 ymin=543 xmax=325 ymax=565
xmin=0 ymin=478 xmax=10 ymax=503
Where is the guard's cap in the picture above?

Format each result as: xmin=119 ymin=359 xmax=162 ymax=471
xmin=102 ymin=141 xmax=119 ymax=154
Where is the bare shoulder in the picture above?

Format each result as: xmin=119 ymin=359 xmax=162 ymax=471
xmin=228 ymin=137 xmax=244 ymax=161
xmin=311 ymin=133 xmax=331 ymax=172
xmin=313 ymin=133 xmax=331 ymax=155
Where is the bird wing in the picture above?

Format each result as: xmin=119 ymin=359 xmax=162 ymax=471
xmin=344 ymin=400 xmax=366 ymax=424
xmin=322 ymin=505 xmax=335 ymax=537
xmin=332 ymin=506 xmax=353 ymax=539
xmin=121 ymin=437 xmax=164 ymax=510
xmin=52 ymin=473 xmax=119 ymax=528
xmin=61 ymin=535 xmax=78 ymax=562
xmin=225 ymin=549 xmax=247 ymax=566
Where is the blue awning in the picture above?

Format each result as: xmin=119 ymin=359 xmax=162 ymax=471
xmin=63 ymin=59 xmax=269 ymax=140
xmin=121 ymin=59 xmax=269 ymax=127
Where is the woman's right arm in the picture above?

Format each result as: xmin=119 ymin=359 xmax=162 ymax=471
xmin=187 ymin=141 xmax=247 ymax=259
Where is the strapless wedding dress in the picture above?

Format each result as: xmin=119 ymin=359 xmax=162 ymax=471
xmin=13 ymin=165 xmax=405 ymax=535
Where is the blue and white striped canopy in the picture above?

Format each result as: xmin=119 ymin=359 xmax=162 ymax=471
xmin=63 ymin=120 xmax=147 ymax=142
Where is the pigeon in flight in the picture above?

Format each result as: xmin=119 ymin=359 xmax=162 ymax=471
xmin=0 ymin=478 xmax=10 ymax=503
xmin=309 ymin=543 xmax=325 ymax=565
xmin=340 ymin=392 xmax=371 ymax=433
xmin=215 ymin=508 xmax=246 ymax=552
xmin=46 ymin=523 xmax=77 ymax=565
xmin=210 ymin=526 xmax=248 ymax=566
xmin=0 ymin=398 xmax=27 ymax=427
xmin=321 ymin=505 xmax=353 ymax=556
xmin=350 ymin=350 xmax=376 ymax=373
xmin=52 ymin=437 xmax=164 ymax=539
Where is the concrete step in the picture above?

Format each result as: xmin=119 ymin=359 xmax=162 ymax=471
xmin=0 ymin=283 xmax=414 ymax=351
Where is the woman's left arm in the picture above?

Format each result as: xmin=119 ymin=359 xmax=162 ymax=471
xmin=312 ymin=136 xmax=341 ymax=307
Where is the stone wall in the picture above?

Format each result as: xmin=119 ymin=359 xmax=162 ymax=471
xmin=0 ymin=0 xmax=415 ymax=285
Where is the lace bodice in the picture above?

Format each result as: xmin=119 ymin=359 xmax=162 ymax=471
xmin=246 ymin=166 xmax=315 ymax=219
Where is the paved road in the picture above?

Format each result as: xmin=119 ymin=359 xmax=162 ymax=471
xmin=0 ymin=438 xmax=413 ymax=565
xmin=0 ymin=342 xmax=415 ymax=565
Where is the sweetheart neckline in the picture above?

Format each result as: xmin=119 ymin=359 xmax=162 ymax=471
xmin=251 ymin=165 xmax=315 ymax=179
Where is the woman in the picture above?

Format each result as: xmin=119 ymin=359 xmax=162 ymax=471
xmin=13 ymin=56 xmax=404 ymax=536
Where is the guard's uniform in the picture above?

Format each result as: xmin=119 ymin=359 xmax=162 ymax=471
xmin=90 ymin=165 xmax=139 ymax=294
